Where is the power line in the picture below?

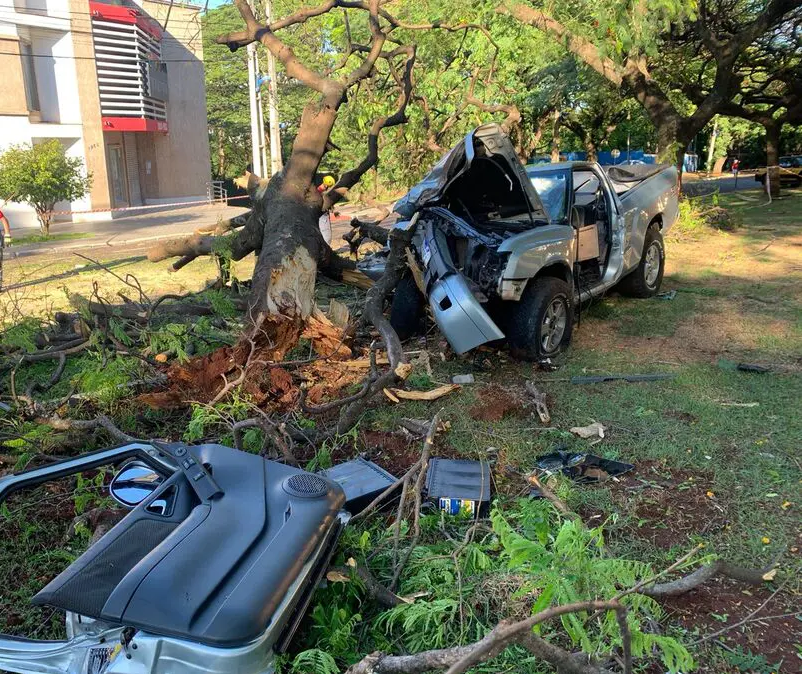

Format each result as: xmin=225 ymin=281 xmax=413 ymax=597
xmin=0 ymin=5 xmax=210 ymax=22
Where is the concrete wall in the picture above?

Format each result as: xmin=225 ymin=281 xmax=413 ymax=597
xmin=0 ymin=37 xmax=29 ymax=115
xmin=0 ymin=7 xmax=97 ymax=229
xmin=132 ymin=0 xmax=211 ymax=201
xmin=69 ymin=0 xmax=112 ymax=215
xmin=28 ymin=28 xmax=82 ymax=124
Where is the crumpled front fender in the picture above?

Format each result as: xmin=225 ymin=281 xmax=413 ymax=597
xmin=420 ymin=220 xmax=504 ymax=354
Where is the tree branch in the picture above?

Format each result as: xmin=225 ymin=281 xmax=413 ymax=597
xmin=497 ymin=2 xmax=623 ymax=86
xmin=323 ymin=45 xmax=416 ymax=210
xmin=346 ymin=601 xmax=626 ymax=674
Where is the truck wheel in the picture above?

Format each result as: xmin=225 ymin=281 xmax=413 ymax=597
xmin=507 ymin=277 xmax=574 ymax=360
xmin=619 ymin=225 xmax=665 ymax=298
xmin=390 ymin=274 xmax=425 ymax=340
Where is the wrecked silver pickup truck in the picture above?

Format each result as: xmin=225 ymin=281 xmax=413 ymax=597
xmin=369 ymin=123 xmax=679 ymax=359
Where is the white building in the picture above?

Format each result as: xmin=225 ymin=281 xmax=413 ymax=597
xmin=0 ymin=0 xmax=212 ymax=230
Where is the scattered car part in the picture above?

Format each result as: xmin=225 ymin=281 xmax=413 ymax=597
xmin=737 ymin=363 xmax=771 ymax=373
xmin=425 ymin=458 xmax=491 ymax=517
xmin=0 ymin=442 xmax=346 ymax=674
xmin=531 ymin=449 xmax=634 ymax=492
xmin=321 ymin=457 xmax=397 ymax=515
xmin=719 ymin=358 xmax=772 ymax=373
xmin=569 ymin=421 xmax=607 ymax=439
xmin=570 ymin=373 xmax=675 ymax=384
xmin=451 ymin=374 xmax=476 ymax=385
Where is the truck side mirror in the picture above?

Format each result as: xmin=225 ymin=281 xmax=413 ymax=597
xmin=110 ymin=461 xmax=163 ymax=508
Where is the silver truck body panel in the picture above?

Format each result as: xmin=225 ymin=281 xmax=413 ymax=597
xmin=498 ymin=225 xmax=575 ymax=281
xmin=428 ymin=274 xmax=505 ymax=354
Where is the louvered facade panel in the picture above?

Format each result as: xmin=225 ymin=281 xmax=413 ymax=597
xmin=90 ymin=2 xmax=168 ymax=132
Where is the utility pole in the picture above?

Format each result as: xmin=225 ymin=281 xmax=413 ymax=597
xmin=257 ymin=86 xmax=268 ymax=175
xmin=246 ymin=40 xmax=262 ymax=177
xmin=265 ymin=0 xmax=283 ymax=175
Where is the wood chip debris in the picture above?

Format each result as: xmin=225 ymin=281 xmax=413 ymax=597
xmin=384 ymin=384 xmax=459 ymax=402
xmin=569 ymin=421 xmax=606 ymax=439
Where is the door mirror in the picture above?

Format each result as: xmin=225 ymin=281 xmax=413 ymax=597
xmin=110 ymin=461 xmax=163 ymax=508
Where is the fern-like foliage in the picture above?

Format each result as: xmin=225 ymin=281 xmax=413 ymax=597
xmin=377 ymin=598 xmax=460 ymax=651
xmin=309 ymin=604 xmax=362 ymax=659
xmin=491 ymin=500 xmax=694 ymax=672
xmin=290 ymin=649 xmax=339 ymax=674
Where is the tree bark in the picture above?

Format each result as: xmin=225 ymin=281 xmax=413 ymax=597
xmin=550 ymin=110 xmax=561 ymax=162
xmin=244 ymin=100 xmax=339 ymax=345
xmin=764 ymin=120 xmax=782 ymax=198
xmin=653 ymin=116 xmax=688 ymax=168
xmin=705 ymin=116 xmax=718 ymax=172
xmin=219 ymin=131 xmax=227 ymax=178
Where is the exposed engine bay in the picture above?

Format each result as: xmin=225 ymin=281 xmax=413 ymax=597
xmin=414 ymin=208 xmax=509 ymax=301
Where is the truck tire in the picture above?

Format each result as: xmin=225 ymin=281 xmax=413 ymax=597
xmin=506 ymin=277 xmax=574 ymax=360
xmin=619 ymin=225 xmax=665 ymax=298
xmin=390 ymin=274 xmax=425 ymax=340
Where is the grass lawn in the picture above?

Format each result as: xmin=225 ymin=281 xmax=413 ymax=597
xmin=10 ymin=232 xmax=93 ymax=246
xmin=1 ymin=189 xmax=800 ymax=671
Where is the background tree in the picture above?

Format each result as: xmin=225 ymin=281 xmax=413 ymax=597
xmin=696 ymin=116 xmax=763 ymax=170
xmin=204 ymin=3 xmax=251 ymax=178
xmin=526 ymin=59 xmax=629 ymax=161
xmin=691 ymin=5 xmax=802 ymax=193
xmin=498 ymin=0 xmax=801 ymax=168
xmin=0 ymin=140 xmax=92 ymax=236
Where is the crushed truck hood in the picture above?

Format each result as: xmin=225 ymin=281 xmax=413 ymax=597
xmin=393 ymin=123 xmax=550 ymax=225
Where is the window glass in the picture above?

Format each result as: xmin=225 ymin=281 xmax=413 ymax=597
xmin=527 ymin=168 xmax=569 ymax=222
xmin=572 ymin=170 xmax=600 ymax=207
xmin=20 ymin=42 xmax=40 ymax=112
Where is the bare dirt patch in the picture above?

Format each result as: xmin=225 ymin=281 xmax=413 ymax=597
xmin=579 ymin=460 xmax=728 ymax=550
xmin=664 ymin=577 xmax=801 ymax=671
xmin=662 ymin=409 xmax=699 ymax=424
xmin=362 ymin=430 xmax=417 ymax=476
xmin=469 ymin=385 xmax=526 ymax=422
xmin=574 ymin=297 xmax=802 ymax=373
xmin=362 ymin=430 xmax=462 ymax=477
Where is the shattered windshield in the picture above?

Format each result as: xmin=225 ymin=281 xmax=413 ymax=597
xmin=527 ymin=167 xmax=569 ymax=223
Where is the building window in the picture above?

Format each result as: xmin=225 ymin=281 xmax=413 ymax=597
xmin=20 ymin=41 xmax=40 ymax=112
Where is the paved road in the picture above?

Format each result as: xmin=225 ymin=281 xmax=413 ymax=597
xmin=4 ymin=200 xmax=382 ymax=265
xmin=682 ymin=174 xmax=762 ymax=196
xmin=3 ymin=171 xmax=761 ymax=265
xmin=6 ymin=203 xmax=251 ymax=263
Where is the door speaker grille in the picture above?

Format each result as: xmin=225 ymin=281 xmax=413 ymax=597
xmin=283 ymin=473 xmax=329 ymax=498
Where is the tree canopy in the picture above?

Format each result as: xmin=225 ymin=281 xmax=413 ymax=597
xmin=203 ymin=0 xmax=802 ymax=186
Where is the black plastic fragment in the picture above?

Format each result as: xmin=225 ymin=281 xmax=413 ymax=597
xmin=425 ymin=458 xmax=491 ymax=516
xmin=530 ymin=449 xmax=633 ymax=498
xmin=571 ymin=373 xmax=675 ymax=384
xmin=321 ymin=457 xmax=396 ymax=515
